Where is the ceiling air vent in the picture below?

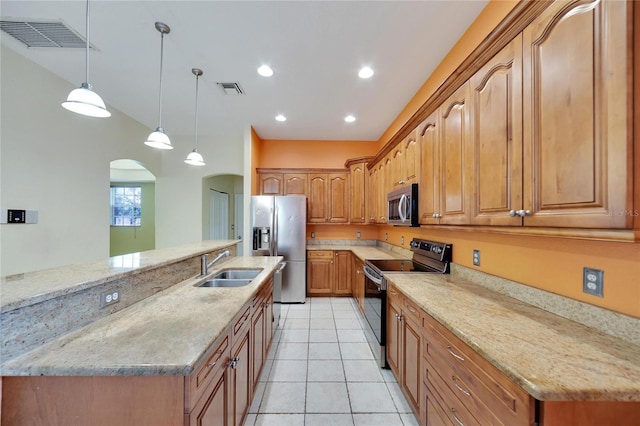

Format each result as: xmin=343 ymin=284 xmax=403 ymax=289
xmin=217 ymin=82 xmax=244 ymax=95
xmin=0 ymin=19 xmax=91 ymax=48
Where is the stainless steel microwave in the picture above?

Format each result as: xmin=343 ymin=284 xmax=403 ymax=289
xmin=387 ymin=183 xmax=419 ymax=226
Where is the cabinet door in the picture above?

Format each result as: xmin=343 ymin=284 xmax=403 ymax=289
xmin=334 ymin=251 xmax=352 ymax=295
xmin=307 ymin=252 xmax=334 ymax=295
xmin=402 ymin=315 xmax=422 ymax=415
xmin=308 ymin=174 xmax=328 ymax=223
xmin=419 ymin=112 xmax=441 ymax=224
xmin=386 ymin=300 xmax=402 ymax=377
xmin=259 ymin=173 xmax=283 ymax=195
xmin=367 ymin=166 xmax=377 ymax=223
xmin=189 ymin=363 xmax=230 ymax=426
xmin=404 ymin=130 xmax=420 ymax=184
xmin=376 ymin=163 xmax=387 ymax=223
xmin=229 ymin=331 xmax=251 ymax=426
xmin=349 ymin=163 xmax=367 ymax=223
xmin=283 ymin=173 xmax=308 ymax=196
xmin=392 ymin=146 xmax=404 ymax=187
xmin=352 ymin=257 xmax=365 ymax=314
xmin=522 ymin=0 xmax=630 ymax=228
xmin=440 ymin=82 xmax=472 ymax=224
xmin=328 ymin=173 xmax=349 ymax=223
xmin=251 ymin=302 xmax=265 ymax=386
xmin=470 ymin=34 xmax=524 ymax=226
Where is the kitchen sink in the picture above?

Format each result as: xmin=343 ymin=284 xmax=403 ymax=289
xmin=197 ymin=278 xmax=253 ymax=288
xmin=212 ymin=269 xmax=261 ymax=280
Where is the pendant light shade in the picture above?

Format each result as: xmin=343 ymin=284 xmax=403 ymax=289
xmin=145 ymin=22 xmax=173 ymax=150
xmin=61 ymin=0 xmax=110 ymax=118
xmin=184 ymin=68 xmax=205 ymax=166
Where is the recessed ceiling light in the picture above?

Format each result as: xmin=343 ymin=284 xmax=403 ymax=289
xmin=275 ymin=114 xmax=286 ymax=122
xmin=258 ymin=65 xmax=274 ymax=77
xmin=358 ymin=66 xmax=374 ymax=79
xmin=344 ymin=115 xmax=356 ymax=123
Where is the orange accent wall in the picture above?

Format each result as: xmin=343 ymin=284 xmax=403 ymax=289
xmin=258 ymin=139 xmax=378 ymax=169
xmin=378 ymin=226 xmax=640 ymax=318
xmin=378 ymin=0 xmax=520 ymax=148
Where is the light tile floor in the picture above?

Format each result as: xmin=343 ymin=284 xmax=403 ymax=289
xmin=244 ymin=297 xmax=419 ymax=426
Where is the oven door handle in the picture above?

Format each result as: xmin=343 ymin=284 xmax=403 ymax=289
xmin=363 ymin=264 xmax=383 ymax=287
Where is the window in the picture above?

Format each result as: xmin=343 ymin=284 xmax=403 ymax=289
xmin=110 ymin=186 xmax=141 ymax=226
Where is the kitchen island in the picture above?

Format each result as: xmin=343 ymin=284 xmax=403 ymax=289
xmin=0 ymin=242 xmax=283 ymax=425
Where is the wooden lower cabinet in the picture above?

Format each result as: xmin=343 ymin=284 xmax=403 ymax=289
xmin=334 ymin=250 xmax=352 ymax=295
xmin=387 ymin=284 xmax=421 ymax=417
xmin=352 ymin=256 xmax=365 ymax=313
xmin=307 ymin=250 xmax=352 ymax=297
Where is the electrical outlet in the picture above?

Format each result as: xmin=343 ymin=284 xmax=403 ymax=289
xmin=100 ymin=290 xmax=121 ymax=308
xmin=473 ymin=250 xmax=481 ymax=266
xmin=385 ymin=233 xmax=388 ymax=241
xmin=356 ymin=232 xmax=361 ymax=239
xmin=583 ymin=267 xmax=604 ymax=297
xmin=401 ymin=236 xmax=405 ymax=245
xmin=311 ymin=232 xmax=316 ymax=239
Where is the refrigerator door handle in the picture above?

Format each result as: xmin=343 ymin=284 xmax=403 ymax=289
xmin=272 ymin=206 xmax=278 ymax=256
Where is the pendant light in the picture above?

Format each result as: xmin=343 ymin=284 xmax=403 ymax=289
xmin=61 ymin=0 xmax=110 ymax=118
xmin=184 ymin=68 xmax=205 ymax=166
xmin=144 ymin=22 xmax=173 ymax=150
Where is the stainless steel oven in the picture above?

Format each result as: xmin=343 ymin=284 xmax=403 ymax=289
xmin=362 ymin=239 xmax=452 ymax=368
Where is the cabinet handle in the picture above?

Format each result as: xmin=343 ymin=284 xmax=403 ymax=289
xmin=398 ymin=180 xmax=405 ymax=185
xmin=407 ymin=306 xmax=416 ymax=314
xmin=451 ymin=408 xmax=466 ymax=426
xmin=229 ymin=356 xmax=240 ymax=369
xmin=451 ymin=376 xmax=471 ymax=396
xmin=508 ymin=210 xmax=517 ymax=217
xmin=208 ymin=349 xmax=224 ymax=367
xmin=432 ymin=213 xmax=442 ymax=219
xmin=446 ymin=345 xmax=465 ymax=362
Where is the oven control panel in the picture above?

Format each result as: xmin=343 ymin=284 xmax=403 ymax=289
xmin=410 ymin=238 xmax=452 ymax=262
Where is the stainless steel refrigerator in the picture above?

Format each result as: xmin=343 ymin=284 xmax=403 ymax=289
xmin=250 ymin=195 xmax=306 ymax=303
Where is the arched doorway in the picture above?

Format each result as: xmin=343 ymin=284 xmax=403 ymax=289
xmin=109 ymin=159 xmax=156 ymax=256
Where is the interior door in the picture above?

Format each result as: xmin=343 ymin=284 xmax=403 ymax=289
xmin=210 ymin=189 xmax=229 ymax=240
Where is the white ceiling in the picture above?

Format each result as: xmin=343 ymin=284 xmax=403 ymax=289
xmin=1 ymin=1 xmax=488 ymax=145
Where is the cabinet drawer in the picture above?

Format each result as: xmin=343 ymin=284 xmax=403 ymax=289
xmin=426 ymin=363 xmax=483 ymax=426
xmin=387 ymin=284 xmax=402 ymax=306
xmin=187 ymin=333 xmax=229 ymax=412
xmin=233 ymin=304 xmax=251 ymax=342
xmin=402 ymin=296 xmax=422 ymax=325
xmin=423 ymin=313 xmax=531 ymax=425
xmin=307 ymin=250 xmax=333 ymax=258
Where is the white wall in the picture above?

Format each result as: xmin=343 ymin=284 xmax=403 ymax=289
xmin=0 ymin=45 xmax=245 ymax=275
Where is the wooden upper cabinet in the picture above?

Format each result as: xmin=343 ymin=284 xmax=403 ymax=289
xmin=440 ymin=82 xmax=472 ymax=224
xmin=259 ymin=173 xmax=283 ymax=195
xmin=522 ymin=0 xmax=631 ymax=228
xmin=328 ymin=173 xmax=349 ymax=223
xmin=308 ymin=173 xmax=349 ymax=223
xmin=419 ymin=111 xmax=440 ymax=225
xmin=348 ymin=162 xmax=367 ymax=223
xmin=283 ymin=173 xmax=308 ymax=196
xmin=404 ymin=131 xmax=420 ymax=185
xmin=367 ymin=166 xmax=377 ymax=223
xmin=308 ymin=174 xmax=328 ymax=223
xmin=470 ymin=34 xmax=524 ymax=226
xmin=391 ymin=146 xmax=404 ymax=187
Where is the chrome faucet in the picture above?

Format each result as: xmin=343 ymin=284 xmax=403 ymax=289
xmin=200 ymin=250 xmax=231 ymax=276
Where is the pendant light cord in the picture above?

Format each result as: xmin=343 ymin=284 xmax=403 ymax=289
xmin=158 ymin=31 xmax=165 ymax=128
xmin=194 ymin=73 xmax=199 ymax=150
xmin=84 ymin=0 xmax=90 ymax=85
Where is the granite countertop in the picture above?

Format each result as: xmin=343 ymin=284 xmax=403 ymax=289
xmin=0 ymin=256 xmax=282 ymax=377
xmin=385 ymin=273 xmax=640 ymax=402
xmin=1 ymin=240 xmax=240 ymax=313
